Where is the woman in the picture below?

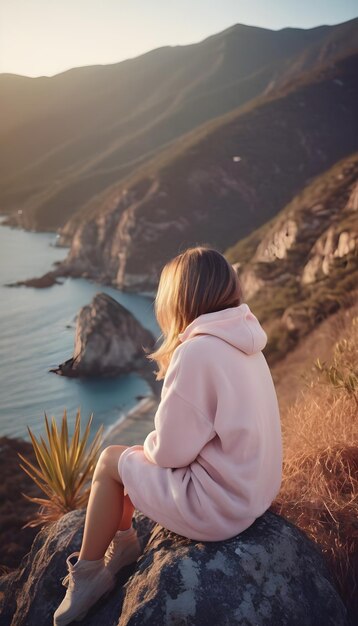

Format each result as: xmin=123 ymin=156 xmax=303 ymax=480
xmin=54 ymin=246 xmax=282 ymax=625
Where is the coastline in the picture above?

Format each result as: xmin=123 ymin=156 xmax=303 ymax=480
xmin=0 ymin=217 xmax=162 ymax=570
xmin=101 ymin=358 xmax=162 ymax=448
xmin=102 ymin=395 xmax=159 ymax=448
xmin=0 ymin=218 xmax=161 ymax=441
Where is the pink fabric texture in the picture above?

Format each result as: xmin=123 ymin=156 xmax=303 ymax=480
xmin=118 ymin=303 xmax=282 ymax=541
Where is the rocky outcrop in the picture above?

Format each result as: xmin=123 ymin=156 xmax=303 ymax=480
xmin=252 ymin=180 xmax=357 ymax=275
xmin=301 ymin=226 xmax=357 ymax=285
xmin=226 ymin=153 xmax=358 ymax=345
xmin=238 ymin=173 xmax=357 ymax=301
xmin=5 ymin=270 xmax=65 ymax=289
xmin=0 ymin=437 xmax=43 ymax=573
xmin=0 ymin=508 xmax=348 ymax=626
xmin=233 ymin=264 xmax=265 ymax=300
xmin=54 ymin=180 xmax=168 ymax=292
xmin=255 ymin=218 xmax=298 ymax=262
xmin=301 ymin=182 xmax=358 ymax=285
xmin=50 ymin=293 xmax=155 ymax=378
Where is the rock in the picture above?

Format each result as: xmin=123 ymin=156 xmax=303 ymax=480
xmin=50 ymin=293 xmax=155 ymax=378
xmin=335 ymin=230 xmax=356 ymax=258
xmin=301 ymin=181 xmax=358 ymax=285
xmin=120 ymin=512 xmax=348 ymax=626
xmin=0 ymin=509 xmax=153 ymax=626
xmin=301 ymin=224 xmax=357 ymax=285
xmin=237 ymin=267 xmax=265 ymax=300
xmin=281 ymin=306 xmax=309 ymax=333
xmin=0 ymin=437 xmax=43 ymax=573
xmin=0 ymin=509 xmax=348 ymax=626
xmin=255 ymin=218 xmax=298 ymax=262
xmin=5 ymin=271 xmax=64 ymax=289
xmin=301 ymin=254 xmax=322 ymax=285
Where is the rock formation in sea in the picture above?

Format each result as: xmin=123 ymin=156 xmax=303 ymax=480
xmin=5 ymin=268 xmax=69 ymax=289
xmin=5 ymin=273 xmax=60 ymax=289
xmin=0 ymin=508 xmax=348 ymax=626
xmin=50 ymin=293 xmax=155 ymax=379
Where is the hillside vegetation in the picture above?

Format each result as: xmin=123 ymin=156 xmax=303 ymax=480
xmin=272 ymin=302 xmax=358 ymax=620
xmin=49 ymin=51 xmax=358 ymax=295
xmin=226 ymin=153 xmax=358 ymax=363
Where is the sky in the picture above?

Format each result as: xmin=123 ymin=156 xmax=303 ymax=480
xmin=0 ymin=0 xmax=357 ymax=77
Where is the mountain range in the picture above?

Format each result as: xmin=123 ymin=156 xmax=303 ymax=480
xmin=0 ymin=18 xmax=357 ymax=233
xmin=55 ymin=47 xmax=357 ymax=293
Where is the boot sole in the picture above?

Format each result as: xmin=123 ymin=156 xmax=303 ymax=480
xmin=73 ymin=579 xmax=116 ymax=622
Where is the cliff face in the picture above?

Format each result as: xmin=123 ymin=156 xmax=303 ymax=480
xmin=1 ymin=20 xmax=357 ymax=231
xmin=226 ymin=153 xmax=358 ymax=361
xmin=57 ymin=53 xmax=358 ymax=293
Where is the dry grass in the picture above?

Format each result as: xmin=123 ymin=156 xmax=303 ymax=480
xmin=272 ymin=305 xmax=358 ymax=619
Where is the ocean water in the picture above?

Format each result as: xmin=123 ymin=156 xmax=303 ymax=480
xmin=0 ymin=220 xmax=160 ymax=443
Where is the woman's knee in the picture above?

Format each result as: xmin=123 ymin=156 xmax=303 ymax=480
xmin=95 ymin=445 xmax=128 ymax=482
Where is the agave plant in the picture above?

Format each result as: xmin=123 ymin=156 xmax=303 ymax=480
xmin=17 ymin=408 xmax=104 ymax=528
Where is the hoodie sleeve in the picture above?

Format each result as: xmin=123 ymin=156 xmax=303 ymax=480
xmin=143 ymin=345 xmax=215 ymax=468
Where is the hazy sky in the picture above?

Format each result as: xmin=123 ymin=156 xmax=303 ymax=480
xmin=1 ymin=0 xmax=357 ymax=77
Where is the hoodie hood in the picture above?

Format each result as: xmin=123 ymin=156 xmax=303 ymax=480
xmin=178 ymin=303 xmax=267 ymax=355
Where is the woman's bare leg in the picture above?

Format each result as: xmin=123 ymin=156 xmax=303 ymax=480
xmin=119 ymin=494 xmax=135 ymax=530
xmin=78 ymin=445 xmax=133 ymax=561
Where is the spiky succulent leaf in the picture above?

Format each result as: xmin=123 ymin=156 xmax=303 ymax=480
xmin=18 ymin=408 xmax=104 ymax=526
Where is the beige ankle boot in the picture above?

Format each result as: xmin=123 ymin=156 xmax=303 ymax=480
xmin=104 ymin=527 xmax=142 ymax=576
xmin=53 ymin=551 xmax=115 ymax=626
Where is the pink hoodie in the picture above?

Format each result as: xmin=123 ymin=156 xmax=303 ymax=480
xmin=118 ymin=303 xmax=282 ymax=541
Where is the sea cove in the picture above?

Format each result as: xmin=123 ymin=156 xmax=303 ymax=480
xmin=0 ymin=221 xmax=159 ymax=443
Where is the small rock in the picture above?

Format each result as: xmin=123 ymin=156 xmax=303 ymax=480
xmin=5 ymin=271 xmax=63 ymax=289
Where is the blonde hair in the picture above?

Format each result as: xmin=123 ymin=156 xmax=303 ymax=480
xmin=147 ymin=245 xmax=243 ymax=380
